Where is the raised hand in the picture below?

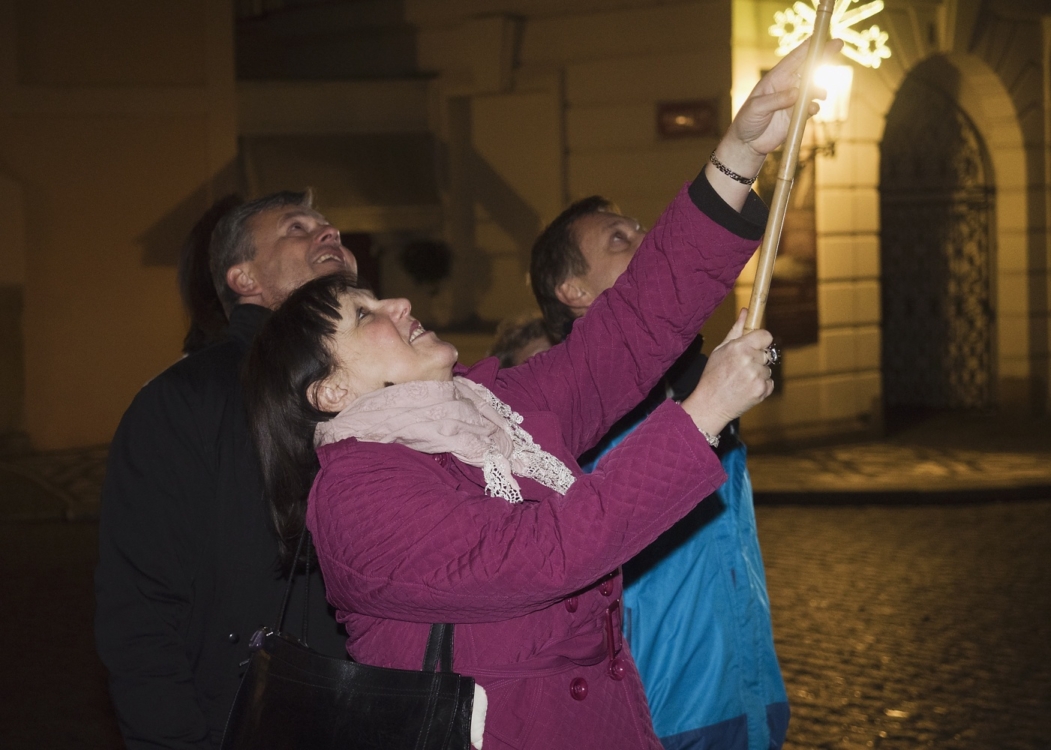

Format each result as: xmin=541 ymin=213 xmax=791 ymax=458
xmin=681 ymin=308 xmax=775 ymax=439
xmin=706 ymin=37 xmax=844 ymax=209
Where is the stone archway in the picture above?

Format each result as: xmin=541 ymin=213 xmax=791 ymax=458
xmin=879 ymin=73 xmax=996 ymax=411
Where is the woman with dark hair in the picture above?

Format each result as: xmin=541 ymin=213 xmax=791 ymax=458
xmin=244 ymin=42 xmax=822 ymax=750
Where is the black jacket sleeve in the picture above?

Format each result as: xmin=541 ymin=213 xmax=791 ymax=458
xmin=95 ymin=371 xmax=215 ymax=749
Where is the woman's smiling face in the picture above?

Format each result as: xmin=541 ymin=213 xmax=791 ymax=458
xmin=321 ymin=291 xmax=458 ymax=407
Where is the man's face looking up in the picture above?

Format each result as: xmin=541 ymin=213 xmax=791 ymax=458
xmin=231 ymin=205 xmax=358 ymax=310
xmin=558 ymin=210 xmax=645 ymax=316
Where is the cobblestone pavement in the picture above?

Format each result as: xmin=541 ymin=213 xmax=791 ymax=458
xmin=747 ymin=411 xmax=1051 ymax=502
xmin=750 ymin=444 xmax=1051 ymax=496
xmin=756 ymin=500 xmax=1051 ymax=750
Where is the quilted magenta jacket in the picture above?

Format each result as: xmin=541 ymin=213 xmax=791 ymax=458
xmin=307 ymin=178 xmax=767 ymax=749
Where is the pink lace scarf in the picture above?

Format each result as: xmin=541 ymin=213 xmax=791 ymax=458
xmin=314 ymin=377 xmax=575 ymax=503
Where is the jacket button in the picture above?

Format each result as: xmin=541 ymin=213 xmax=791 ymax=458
xmin=570 ymin=677 xmax=588 ymax=701
xmin=564 ymin=596 xmax=579 ymax=613
xmin=227 ymin=632 xmax=240 ymax=644
xmin=599 ymin=580 xmax=615 ymax=597
xmin=608 ymin=657 xmax=627 ymax=681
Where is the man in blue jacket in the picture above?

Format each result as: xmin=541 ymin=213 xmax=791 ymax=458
xmin=530 ymin=195 xmax=789 ymax=750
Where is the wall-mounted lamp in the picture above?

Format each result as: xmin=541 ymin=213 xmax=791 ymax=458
xmin=810 ymin=64 xmax=854 ymax=157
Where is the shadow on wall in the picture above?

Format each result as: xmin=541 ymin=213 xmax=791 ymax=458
xmin=425 ymin=135 xmax=541 ymax=331
xmin=138 ymin=160 xmax=245 ymax=267
xmin=466 ymin=144 xmax=541 ymax=266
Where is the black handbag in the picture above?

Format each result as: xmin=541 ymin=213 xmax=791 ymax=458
xmin=220 ymin=531 xmax=475 ymax=750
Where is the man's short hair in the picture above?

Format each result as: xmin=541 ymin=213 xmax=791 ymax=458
xmin=529 ymin=195 xmax=615 ymax=341
xmin=209 ymin=189 xmax=314 ymax=311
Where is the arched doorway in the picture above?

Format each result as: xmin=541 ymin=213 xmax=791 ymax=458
xmin=879 ymin=74 xmax=996 ymax=414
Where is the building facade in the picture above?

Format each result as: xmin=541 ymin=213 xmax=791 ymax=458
xmin=1 ymin=0 xmax=1048 ymax=450
xmin=0 ymin=0 xmax=237 ymax=451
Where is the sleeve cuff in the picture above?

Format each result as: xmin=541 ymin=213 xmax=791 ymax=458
xmin=687 ymin=168 xmax=769 ymax=241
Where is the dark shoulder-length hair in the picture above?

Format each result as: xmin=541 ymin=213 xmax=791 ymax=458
xmin=242 ymin=271 xmax=366 ymax=572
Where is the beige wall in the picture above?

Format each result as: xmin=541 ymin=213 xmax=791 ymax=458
xmin=411 ymin=0 xmax=736 ymax=362
xmin=1 ymin=0 xmax=236 ymax=450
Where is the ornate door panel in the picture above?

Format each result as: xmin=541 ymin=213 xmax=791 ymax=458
xmin=880 ymin=78 xmax=995 ymax=410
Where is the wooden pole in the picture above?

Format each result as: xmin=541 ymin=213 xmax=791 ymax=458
xmin=745 ymin=0 xmax=838 ymax=333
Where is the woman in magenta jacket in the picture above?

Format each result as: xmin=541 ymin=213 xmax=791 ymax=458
xmin=245 ymin=41 xmax=826 ymax=750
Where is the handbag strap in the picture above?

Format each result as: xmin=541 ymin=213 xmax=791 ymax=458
xmin=277 ymin=525 xmax=456 ymax=672
xmin=422 ymin=623 xmax=456 ymax=673
xmin=274 ymin=524 xmax=311 ymax=643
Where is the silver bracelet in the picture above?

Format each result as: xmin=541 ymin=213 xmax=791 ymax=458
xmin=699 ymin=429 xmax=720 ymax=449
xmin=709 ymin=151 xmax=760 ymax=185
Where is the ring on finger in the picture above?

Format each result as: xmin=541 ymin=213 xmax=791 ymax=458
xmin=763 ymin=344 xmax=781 ymax=367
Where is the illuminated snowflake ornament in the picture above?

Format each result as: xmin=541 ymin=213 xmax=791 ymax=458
xmin=770 ymin=0 xmax=892 ymax=69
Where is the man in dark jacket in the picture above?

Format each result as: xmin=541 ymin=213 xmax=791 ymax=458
xmin=95 ymin=192 xmax=357 ymax=749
